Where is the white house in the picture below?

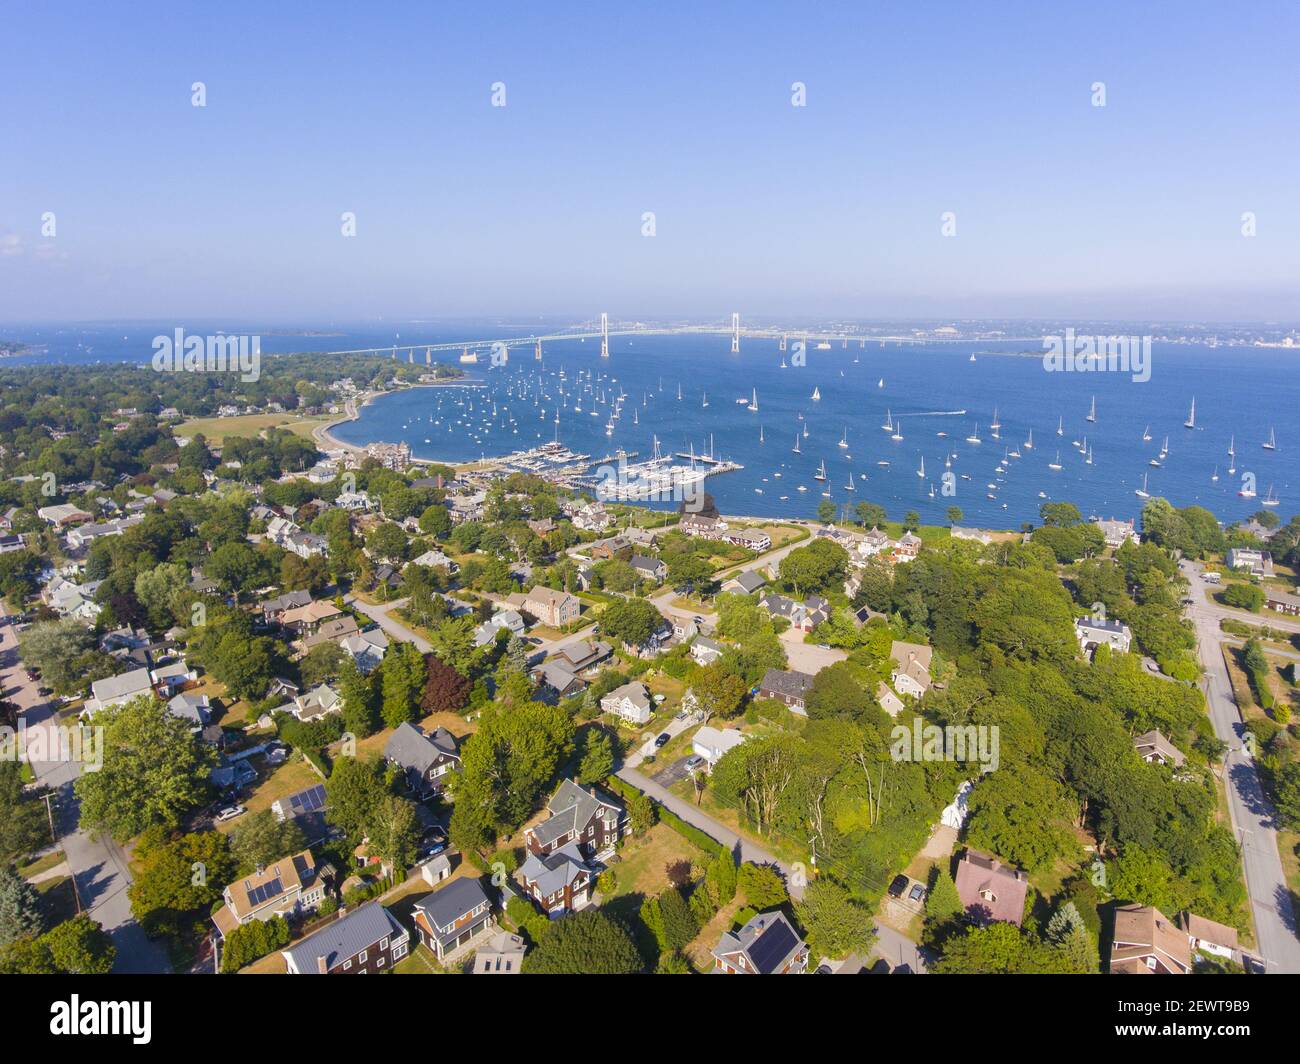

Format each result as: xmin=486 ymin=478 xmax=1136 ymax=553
xmin=692 ymin=725 xmax=749 ymax=769
xmin=600 ymin=681 xmax=652 ymax=725
xmin=1075 ymin=615 xmax=1132 ymax=654
xmin=83 ymin=667 xmax=154 ymax=716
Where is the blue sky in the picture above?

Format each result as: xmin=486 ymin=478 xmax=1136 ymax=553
xmin=2 ymin=1 xmax=1299 ymax=322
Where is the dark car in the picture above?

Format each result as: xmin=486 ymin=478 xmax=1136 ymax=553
xmin=417 ymin=841 xmax=447 ymax=861
xmin=908 ymin=883 xmax=927 ymax=904
xmin=654 ymin=733 xmax=671 ymax=748
xmin=887 ymin=874 xmax=909 ymax=899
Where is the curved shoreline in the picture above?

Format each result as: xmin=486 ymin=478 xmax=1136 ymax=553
xmin=312 ymin=378 xmax=487 ymax=465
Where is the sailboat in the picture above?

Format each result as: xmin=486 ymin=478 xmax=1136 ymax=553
xmin=1238 ymin=481 xmax=1257 ymax=499
xmin=877 ymin=378 xmax=884 ymax=388
xmin=811 ymin=387 xmax=821 ymax=401
xmin=1086 ymin=397 xmax=1096 ymax=423
xmin=677 ymin=382 xmax=682 ymax=400
xmin=1263 ymin=427 xmax=1277 ymax=450
xmin=1262 ymin=485 xmax=1280 ymax=507
xmin=793 ymin=434 xmax=802 ymax=454
xmin=1085 ymin=446 xmax=1093 ymax=466
xmin=990 ymin=407 xmax=1001 ymax=431
xmin=1184 ymin=397 xmax=1195 ymax=429
xmin=759 ymin=425 xmax=764 ymax=444
xmin=1056 ymin=415 xmax=1064 ymax=436
xmin=845 ymin=470 xmax=856 ymax=491
xmin=802 ymin=423 xmax=809 ymax=438
xmin=891 ymin=419 xmax=904 ymax=442
xmin=1159 ymin=436 xmax=1168 ymax=459
xmin=1024 ymin=429 xmax=1034 ymax=450
xmin=1048 ymin=450 xmax=1062 ymax=470
xmin=780 ymin=356 xmax=787 ymax=369
xmin=965 ymin=424 xmax=982 ymax=444
xmin=1227 ymin=435 xmax=1236 ymax=473
xmin=748 ymin=388 xmax=758 ymax=412
xmin=814 ymin=459 xmax=828 ymax=481
xmin=882 ymin=409 xmax=893 ymax=431
xmin=1210 ymin=465 xmax=1218 ymax=482
xmin=969 ymin=352 xmax=976 ymax=363
xmin=1135 ymin=473 xmax=1150 ymax=498
xmin=917 ymin=456 xmax=926 ymax=478
xmin=1142 ymin=425 xmax=1152 ymax=442
xmin=838 ymin=428 xmax=849 ymax=449
xmin=701 ymin=391 xmax=708 ymax=408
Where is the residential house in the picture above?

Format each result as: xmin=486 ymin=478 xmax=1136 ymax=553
xmin=150 ymin=661 xmax=196 ymax=698
xmin=411 ymin=877 xmax=494 ymax=961
xmin=301 ymin=615 xmax=361 ymax=650
xmin=893 ymin=531 xmax=922 ymax=561
xmin=757 ymin=667 xmax=814 ymax=715
xmin=1265 ymin=589 xmax=1300 ymax=617
xmin=954 ymin=849 xmax=1029 ymax=926
xmin=211 ymin=849 xmax=326 ymax=939
xmin=520 ymin=842 xmax=596 ymax=915
xmin=524 ymin=779 xmax=626 ymax=862
xmin=260 ymin=590 xmax=314 ymax=625
xmin=722 ymin=570 xmax=767 ymax=595
xmin=281 ymin=901 xmax=409 ymax=974
xmin=0 ymin=533 xmax=23 ymax=553
xmin=600 ymin=681 xmax=653 ymax=725
xmin=338 ymin=628 xmax=388 ymax=673
xmin=890 ymin=642 xmax=933 ymax=698
xmin=875 ymin=683 xmax=905 ymax=717
xmin=82 ymin=667 xmax=155 ymax=716
xmin=284 ymin=684 xmax=343 ymax=722
xmin=692 ymin=725 xmax=749 ymax=770
xmin=550 ymin=639 xmax=612 ymax=674
xmin=281 ymin=599 xmax=344 ymax=636
xmin=410 ymin=548 xmax=459 ymax=573
xmin=534 ymin=664 xmax=587 ymax=699
xmin=1179 ymin=912 xmax=1239 ymax=963
xmin=1133 ymin=729 xmax=1186 ymax=768
xmin=1075 ymin=615 xmax=1133 ymax=654
xmin=629 ymin=555 xmax=667 ymax=583
xmin=678 ymin=513 xmax=727 ymax=539
xmin=758 ymin=592 xmax=830 ymax=631
xmin=272 ymin=783 xmax=332 ymax=845
xmin=167 ymin=692 xmax=212 ymax=731
xmin=690 ymin=636 xmax=726 ymax=666
xmin=589 ymin=535 xmax=633 ymax=561
xmin=383 ymin=722 xmax=461 ymax=800
xmin=1095 ymin=517 xmax=1140 ymax=548
xmin=711 ymin=911 xmax=809 ymax=974
xmin=473 ymin=609 xmax=527 ymax=647
xmin=514 ymin=586 xmax=580 ymax=628
xmin=36 ymin=503 xmax=93 ymax=528
xmin=527 ymin=517 xmax=556 ymax=537
xmin=474 ymin=931 xmax=527 ymax=973
xmin=1226 ymin=548 xmax=1273 ymax=578
xmin=723 ymin=529 xmax=771 ymax=552
xmin=573 ymin=503 xmax=612 ymax=532
xmin=1109 ymin=904 xmax=1191 ymax=975
xmin=335 ymin=490 xmax=373 ymax=511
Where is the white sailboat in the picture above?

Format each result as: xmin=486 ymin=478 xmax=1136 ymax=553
xmin=759 ymin=424 xmax=764 ymax=444
xmin=814 ymin=459 xmax=828 ymax=481
xmin=965 ymin=424 xmax=982 ymax=444
xmin=1262 ymin=485 xmax=1280 ymax=507
xmin=1056 ymin=415 xmax=1064 ymax=436
xmin=1086 ymin=396 xmax=1096 ymax=423
xmin=1048 ymin=450 xmax=1062 ymax=470
xmin=1024 ymin=428 xmax=1034 ymax=450
xmin=845 ymin=470 xmax=856 ymax=491
xmin=1263 ymin=426 xmax=1277 ymax=450
xmin=1135 ymin=472 xmax=1150 ymax=498
xmin=1142 ymin=425 xmax=1151 ymax=442
xmin=1184 ymin=397 xmax=1195 ymax=429
xmin=990 ymin=407 xmax=1001 ymax=431
xmin=748 ymin=388 xmax=758 ymax=412
xmin=882 ymin=409 xmax=893 ymax=431
xmin=838 ymin=428 xmax=849 ymax=449
xmin=811 ymin=387 xmax=821 ymax=402
xmin=793 ymin=434 xmax=801 ymax=454
xmin=1210 ymin=465 xmax=1218 ymax=482
xmin=891 ymin=419 xmax=904 ymax=442
xmin=701 ymin=391 xmax=708 ymax=408
xmin=877 ymin=378 xmax=884 ymax=388
xmin=917 ymin=455 xmax=925 ymax=478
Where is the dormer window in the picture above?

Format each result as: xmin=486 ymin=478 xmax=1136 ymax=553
xmin=979 ymin=889 xmax=997 ymax=903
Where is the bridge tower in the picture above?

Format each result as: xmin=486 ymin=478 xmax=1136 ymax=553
xmin=535 ymin=339 xmax=543 ymax=361
xmin=731 ymin=313 xmax=740 ymax=353
xmin=600 ymin=313 xmax=609 ymax=357
xmin=425 ymin=347 xmax=432 ymax=365
xmin=779 ymin=334 xmax=787 ymax=352
xmin=408 ymin=348 xmax=414 ymax=363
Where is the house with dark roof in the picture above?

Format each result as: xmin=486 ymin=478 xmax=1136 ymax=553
xmin=383 ymin=722 xmax=461 ymax=800
xmin=954 ymin=849 xmax=1029 ymax=926
xmin=757 ymin=667 xmax=815 ymax=715
xmin=524 ymin=779 xmax=626 ymax=862
xmin=519 ymin=841 xmax=596 ymax=915
xmin=1075 ymin=614 xmax=1132 ymax=654
xmin=758 ymin=592 xmax=830 ymax=631
xmin=271 ymin=783 xmax=333 ymax=845
xmin=411 ymin=877 xmax=494 ymax=961
xmin=722 ymin=570 xmax=766 ymax=595
xmin=711 ymin=910 xmax=809 ymax=974
xmin=629 ymin=554 xmax=667 ymax=583
xmin=281 ymin=901 xmax=409 ymax=974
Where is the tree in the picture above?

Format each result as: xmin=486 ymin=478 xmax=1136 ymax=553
xmin=816 ymin=499 xmax=836 ymax=524
xmin=521 ymin=909 xmax=644 ymax=974
xmin=76 ymin=697 xmax=217 ymax=841
xmin=946 ymin=506 xmax=963 ymax=525
xmin=0 ymin=761 xmax=49 ymax=864
xmin=206 ymin=541 xmax=266 ymax=595
xmin=366 ymin=522 xmax=409 ymax=564
xmin=626 ymin=790 xmax=656 ymax=835
xmin=598 ymin=598 xmax=663 ymax=648
xmin=418 ymin=504 xmax=451 ymax=538
xmin=134 ymin=562 xmax=190 ymax=628
xmin=932 ymin=921 xmax=1073 ymax=974
xmin=855 ymin=501 xmax=887 ymax=528
xmin=0 ymin=866 xmax=47 ymax=947
xmin=925 ymin=868 xmax=963 ymax=925
xmin=369 ymin=794 xmax=420 ymax=871
xmin=338 ymin=659 xmax=380 ymax=737
xmin=300 ymin=640 xmax=346 ymax=688
xmin=1222 ymin=582 xmax=1264 ymax=612
xmin=964 ymin=764 xmax=1079 ymax=874
xmin=778 ymin=539 xmax=848 ymax=597
xmin=706 ymin=850 xmax=738 ymax=905
xmin=324 ymin=757 xmax=389 ymax=844
xmin=504 ymin=633 xmax=530 ymax=676
xmin=738 ymin=862 xmax=788 ymax=910
xmin=420 ymin=654 xmax=472 ymax=715
xmin=17 ymin=619 xmax=94 ymax=695
xmin=1045 ymin=901 xmax=1099 ymax=973
xmin=38 ymin=915 xmax=116 ymax=974
xmin=380 ymin=642 xmax=426 ymax=729
xmin=128 ymin=829 xmax=236 ymax=937
xmin=220 ymin=915 xmax=291 ymax=972
xmin=228 ymin=810 xmax=306 ymax=873
xmin=795 ymin=878 xmax=876 ymax=959
xmin=576 ymin=728 xmax=616 ymax=784
xmin=691 ymin=663 xmax=748 ymax=722
xmin=656 ymin=887 xmax=698 ymax=952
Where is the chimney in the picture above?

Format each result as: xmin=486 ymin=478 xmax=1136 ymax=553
xmin=316 ymin=955 xmax=328 ymax=974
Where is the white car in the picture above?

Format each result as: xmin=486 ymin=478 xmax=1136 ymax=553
xmin=215 ymin=805 xmax=247 ymax=823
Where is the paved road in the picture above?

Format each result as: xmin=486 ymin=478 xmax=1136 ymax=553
xmin=347 ymin=595 xmax=432 ymax=652
xmin=2 ymin=610 xmax=171 ymax=974
xmin=1182 ymin=561 xmax=1300 ymax=974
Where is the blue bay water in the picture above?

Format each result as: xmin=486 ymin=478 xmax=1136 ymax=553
xmin=8 ymin=323 xmax=1296 ymax=528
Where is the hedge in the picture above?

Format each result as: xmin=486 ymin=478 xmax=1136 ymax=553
xmin=606 ymin=777 xmax=725 ymax=858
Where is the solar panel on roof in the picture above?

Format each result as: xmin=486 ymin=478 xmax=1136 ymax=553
xmin=290 ymin=784 xmax=326 ymax=813
xmin=747 ymin=919 xmax=797 ymax=974
xmin=246 ymin=878 xmax=283 ymax=906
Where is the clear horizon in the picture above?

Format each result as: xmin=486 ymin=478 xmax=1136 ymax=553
xmin=3 ymin=2 xmax=1299 ymax=321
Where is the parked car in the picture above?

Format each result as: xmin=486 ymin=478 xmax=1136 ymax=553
xmin=215 ymin=805 xmax=247 ymax=823
xmin=887 ymin=874 xmax=909 ymax=899
xmin=685 ymin=754 xmax=705 ymax=771
xmin=908 ymin=883 xmax=927 ymax=904
xmin=692 ymin=615 xmax=705 ymax=625
xmin=654 ymin=733 xmax=671 ymax=748
xmin=417 ymin=840 xmax=447 ymax=861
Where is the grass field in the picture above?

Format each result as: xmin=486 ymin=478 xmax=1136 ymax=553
xmin=175 ymin=412 xmax=332 ymax=443
xmin=604 ymin=823 xmax=709 ymax=901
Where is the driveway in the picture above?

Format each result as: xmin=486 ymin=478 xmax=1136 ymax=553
xmin=779 ymin=628 xmax=848 ymax=673
xmin=1181 ymin=560 xmax=1300 ymax=974
xmin=1 ymin=609 xmax=171 ymax=974
xmin=346 ymin=596 xmax=431 ymax=652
